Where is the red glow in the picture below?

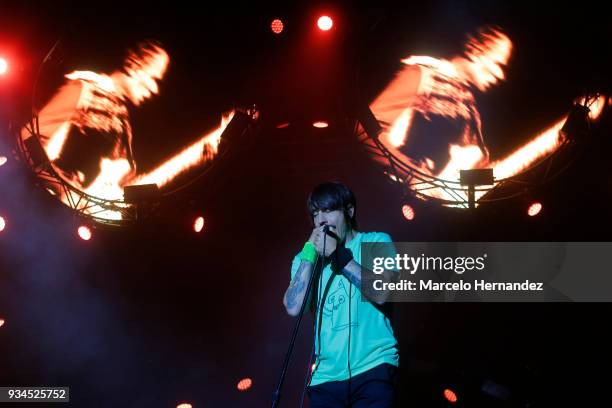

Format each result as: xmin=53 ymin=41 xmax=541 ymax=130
xmin=402 ymin=204 xmax=415 ymax=221
xmin=276 ymin=122 xmax=290 ymax=129
xmin=0 ymin=318 xmax=4 ymax=327
xmin=527 ymin=202 xmax=543 ymax=217
xmin=317 ymin=16 xmax=333 ymax=31
xmin=78 ymin=226 xmax=92 ymax=241
xmin=237 ymin=378 xmax=252 ymax=391
xmin=193 ymin=216 xmax=205 ymax=233
xmin=444 ymin=388 xmax=458 ymax=403
xmin=176 ymin=404 xmax=192 ymax=408
xmin=313 ymin=121 xmax=329 ymax=128
xmin=0 ymin=156 xmax=7 ymax=166
xmin=271 ymin=19 xmax=284 ymax=34
xmin=0 ymin=216 xmax=5 ymax=232
xmin=0 ymin=58 xmax=7 ymax=75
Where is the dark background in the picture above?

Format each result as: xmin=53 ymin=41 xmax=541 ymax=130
xmin=0 ymin=1 xmax=611 ymax=407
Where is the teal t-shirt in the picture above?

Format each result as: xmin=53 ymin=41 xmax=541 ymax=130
xmin=290 ymin=231 xmax=399 ymax=386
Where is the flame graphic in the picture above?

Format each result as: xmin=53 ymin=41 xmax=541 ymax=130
xmin=24 ymin=42 xmax=234 ymax=221
xmin=370 ymin=27 xmax=606 ymax=205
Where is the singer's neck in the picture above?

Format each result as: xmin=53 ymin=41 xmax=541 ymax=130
xmin=345 ymin=229 xmax=357 ymax=245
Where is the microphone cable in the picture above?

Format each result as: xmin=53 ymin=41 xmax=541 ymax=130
xmin=298 ymin=232 xmax=326 ymax=408
xmin=299 ymin=226 xmax=340 ymax=408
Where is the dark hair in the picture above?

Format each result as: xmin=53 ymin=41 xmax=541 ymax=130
xmin=307 ymin=181 xmax=358 ymax=229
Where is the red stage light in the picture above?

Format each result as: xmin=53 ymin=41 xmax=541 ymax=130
xmin=77 ymin=226 xmax=92 ymax=241
xmin=0 ymin=318 xmax=4 ymax=327
xmin=0 ymin=216 xmax=5 ymax=232
xmin=271 ymin=19 xmax=284 ymax=34
xmin=313 ymin=121 xmax=328 ymax=128
xmin=0 ymin=58 xmax=7 ymax=75
xmin=527 ymin=202 xmax=542 ymax=217
xmin=317 ymin=16 xmax=333 ymax=31
xmin=176 ymin=404 xmax=192 ymax=408
xmin=401 ymin=204 xmax=415 ymax=221
xmin=0 ymin=156 xmax=7 ymax=166
xmin=237 ymin=377 xmax=252 ymax=391
xmin=276 ymin=122 xmax=290 ymax=129
xmin=443 ymin=388 xmax=458 ymax=403
xmin=193 ymin=216 xmax=205 ymax=233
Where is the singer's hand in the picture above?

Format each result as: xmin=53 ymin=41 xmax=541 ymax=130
xmin=313 ymin=225 xmax=337 ymax=257
xmin=307 ymin=226 xmax=324 ymax=245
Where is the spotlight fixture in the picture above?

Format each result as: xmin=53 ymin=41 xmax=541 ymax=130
xmin=193 ymin=216 xmax=205 ymax=233
xmin=527 ymin=201 xmax=543 ymax=217
xmin=560 ymin=103 xmax=591 ymax=140
xmin=237 ymin=378 xmax=252 ymax=391
xmin=123 ymin=184 xmax=161 ymax=204
xmin=23 ymin=136 xmax=50 ymax=170
xmin=401 ymin=204 xmax=415 ymax=221
xmin=271 ymin=19 xmax=284 ymax=34
xmin=459 ymin=169 xmax=494 ymax=209
xmin=317 ymin=16 xmax=333 ymax=31
xmin=0 ymin=57 xmax=7 ymax=75
xmin=77 ymin=225 xmax=92 ymax=241
xmin=443 ymin=388 xmax=458 ymax=403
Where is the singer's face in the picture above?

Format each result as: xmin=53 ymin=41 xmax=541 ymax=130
xmin=312 ymin=209 xmax=351 ymax=241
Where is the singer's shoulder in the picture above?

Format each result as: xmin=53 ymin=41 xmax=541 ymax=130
xmin=359 ymin=231 xmax=393 ymax=243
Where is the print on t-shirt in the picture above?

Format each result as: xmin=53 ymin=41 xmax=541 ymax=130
xmin=323 ymin=279 xmax=359 ymax=331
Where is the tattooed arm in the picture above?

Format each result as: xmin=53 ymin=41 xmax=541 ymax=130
xmin=340 ymin=259 xmax=396 ymax=305
xmin=284 ymin=226 xmax=328 ymax=316
xmin=283 ymin=260 xmax=314 ymax=316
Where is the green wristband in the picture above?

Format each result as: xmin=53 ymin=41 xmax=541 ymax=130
xmin=300 ymin=241 xmax=317 ymax=264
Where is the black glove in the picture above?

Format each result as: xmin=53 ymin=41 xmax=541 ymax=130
xmin=331 ymin=245 xmax=353 ymax=274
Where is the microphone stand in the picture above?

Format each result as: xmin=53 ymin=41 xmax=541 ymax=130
xmin=272 ymin=228 xmax=330 ymax=408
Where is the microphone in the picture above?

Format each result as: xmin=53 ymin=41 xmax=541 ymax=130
xmin=323 ymin=224 xmax=340 ymax=240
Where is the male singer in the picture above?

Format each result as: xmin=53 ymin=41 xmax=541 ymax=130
xmin=283 ymin=181 xmax=399 ymax=407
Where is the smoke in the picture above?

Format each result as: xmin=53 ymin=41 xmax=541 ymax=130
xmin=0 ymin=133 xmax=154 ymax=406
